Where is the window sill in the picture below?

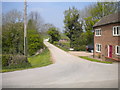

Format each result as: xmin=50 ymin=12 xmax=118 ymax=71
xmin=95 ymin=35 xmax=101 ymax=36
xmin=113 ymin=35 xmax=120 ymax=36
xmin=96 ymin=51 xmax=101 ymax=53
xmin=116 ymin=53 xmax=120 ymax=55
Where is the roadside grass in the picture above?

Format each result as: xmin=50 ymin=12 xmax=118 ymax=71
xmin=79 ymin=56 xmax=112 ymax=64
xmin=53 ymin=41 xmax=70 ymax=51
xmin=28 ymin=48 xmax=52 ymax=68
xmin=2 ymin=63 xmax=31 ymax=73
xmin=2 ymin=48 xmax=52 ymax=72
xmin=54 ymin=44 xmax=69 ymax=51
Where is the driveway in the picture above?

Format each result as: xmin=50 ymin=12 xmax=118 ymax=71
xmin=2 ymin=41 xmax=118 ymax=88
xmin=68 ymin=51 xmax=93 ymax=57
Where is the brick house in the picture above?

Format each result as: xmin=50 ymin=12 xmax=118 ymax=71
xmin=93 ymin=12 xmax=120 ymax=61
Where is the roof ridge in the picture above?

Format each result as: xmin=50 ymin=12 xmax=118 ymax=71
xmin=93 ymin=12 xmax=119 ymax=27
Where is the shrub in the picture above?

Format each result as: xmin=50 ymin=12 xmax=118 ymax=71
xmin=27 ymin=29 xmax=44 ymax=56
xmin=2 ymin=54 xmax=11 ymax=67
xmin=2 ymin=54 xmax=31 ymax=69
xmin=74 ymin=45 xmax=86 ymax=51
xmin=47 ymin=27 xmax=61 ymax=43
xmin=53 ymin=41 xmax=58 ymax=45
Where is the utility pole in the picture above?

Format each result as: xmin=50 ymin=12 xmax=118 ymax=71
xmin=103 ymin=3 xmax=104 ymax=17
xmin=24 ymin=0 xmax=27 ymax=56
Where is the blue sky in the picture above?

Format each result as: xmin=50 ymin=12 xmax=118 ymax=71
xmin=2 ymin=2 xmax=95 ymax=30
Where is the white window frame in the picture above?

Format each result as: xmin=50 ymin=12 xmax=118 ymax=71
xmin=113 ymin=26 xmax=120 ymax=36
xmin=95 ymin=28 xmax=101 ymax=36
xmin=115 ymin=45 xmax=120 ymax=55
xmin=96 ymin=43 xmax=102 ymax=52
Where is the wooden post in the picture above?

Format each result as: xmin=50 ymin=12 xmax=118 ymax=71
xmin=24 ymin=0 xmax=27 ymax=56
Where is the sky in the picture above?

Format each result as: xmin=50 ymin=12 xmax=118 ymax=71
xmin=2 ymin=2 xmax=95 ymax=31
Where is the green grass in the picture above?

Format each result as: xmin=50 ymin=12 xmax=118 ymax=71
xmin=79 ymin=56 xmax=112 ymax=64
xmin=60 ymin=33 xmax=70 ymax=40
xmin=28 ymin=48 xmax=52 ymax=68
xmin=41 ymin=34 xmax=49 ymax=39
xmin=53 ymin=41 xmax=70 ymax=51
xmin=2 ymin=63 xmax=32 ymax=72
xmin=2 ymin=48 xmax=52 ymax=72
xmin=55 ymin=44 xmax=69 ymax=51
xmin=2 ymin=67 xmax=30 ymax=73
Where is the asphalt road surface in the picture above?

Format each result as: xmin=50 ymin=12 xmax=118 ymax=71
xmin=2 ymin=41 xmax=118 ymax=88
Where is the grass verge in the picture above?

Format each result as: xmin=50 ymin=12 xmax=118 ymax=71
xmin=28 ymin=48 xmax=52 ymax=68
xmin=79 ymin=56 xmax=112 ymax=64
xmin=53 ymin=41 xmax=70 ymax=51
xmin=2 ymin=48 xmax=52 ymax=72
xmin=54 ymin=44 xmax=69 ymax=51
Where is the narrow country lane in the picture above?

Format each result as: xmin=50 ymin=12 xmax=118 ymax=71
xmin=2 ymin=41 xmax=118 ymax=88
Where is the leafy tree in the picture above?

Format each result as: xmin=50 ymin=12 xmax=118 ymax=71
xmin=27 ymin=11 xmax=45 ymax=56
xmin=2 ymin=22 xmax=24 ymax=54
xmin=2 ymin=9 xmax=24 ymax=55
xmin=47 ymin=27 xmax=60 ymax=43
xmin=64 ymin=7 xmax=83 ymax=48
xmin=40 ymin=23 xmax=55 ymax=34
xmin=2 ymin=10 xmax=31 ymax=68
xmin=28 ymin=11 xmax=44 ymax=31
xmin=83 ymin=16 xmax=99 ymax=45
xmin=81 ymin=2 xmax=118 ymax=46
xmin=27 ymin=19 xmax=44 ymax=56
xmin=2 ymin=9 xmax=23 ymax=25
xmin=90 ymin=2 xmax=118 ymax=20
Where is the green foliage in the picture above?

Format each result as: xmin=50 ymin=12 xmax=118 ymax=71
xmin=83 ymin=2 xmax=118 ymax=46
xmin=74 ymin=45 xmax=86 ymax=51
xmin=63 ymin=2 xmax=118 ymax=51
xmin=60 ymin=33 xmax=70 ymax=40
xmin=2 ymin=23 xmax=24 ymax=54
xmin=2 ymin=10 xmax=31 ymax=70
xmin=47 ymin=27 xmax=61 ymax=43
xmin=2 ymin=47 xmax=51 ymax=72
xmin=64 ymin=7 xmax=83 ymax=48
xmin=27 ymin=19 xmax=44 ymax=56
xmin=27 ymin=29 xmax=44 ymax=56
xmin=2 ymin=20 xmax=31 ymax=69
xmin=2 ymin=54 xmax=31 ymax=69
xmin=53 ymin=41 xmax=70 ymax=51
xmin=90 ymin=2 xmax=118 ymax=20
xmin=2 ymin=54 xmax=10 ymax=67
xmin=80 ymin=56 xmax=112 ymax=64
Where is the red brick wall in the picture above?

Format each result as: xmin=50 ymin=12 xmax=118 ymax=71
xmin=94 ymin=23 xmax=120 ymax=61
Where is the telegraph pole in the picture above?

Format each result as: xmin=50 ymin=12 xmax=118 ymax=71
xmin=103 ymin=3 xmax=104 ymax=17
xmin=24 ymin=0 xmax=27 ymax=56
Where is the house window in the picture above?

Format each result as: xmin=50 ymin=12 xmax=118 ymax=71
xmin=115 ymin=45 xmax=120 ymax=55
xmin=96 ymin=44 xmax=101 ymax=52
xmin=113 ymin=26 xmax=120 ymax=36
xmin=95 ymin=29 xmax=101 ymax=36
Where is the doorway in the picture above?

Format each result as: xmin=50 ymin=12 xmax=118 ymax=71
xmin=108 ymin=45 xmax=112 ymax=58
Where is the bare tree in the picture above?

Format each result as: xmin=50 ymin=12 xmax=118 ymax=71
xmin=2 ymin=9 xmax=23 ymax=25
xmin=40 ymin=23 xmax=55 ymax=33
xmin=28 ymin=11 xmax=44 ymax=31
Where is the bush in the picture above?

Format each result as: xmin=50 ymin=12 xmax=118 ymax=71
xmin=27 ymin=29 xmax=44 ymax=56
xmin=2 ymin=54 xmax=11 ymax=67
xmin=74 ymin=45 xmax=86 ymax=51
xmin=47 ymin=27 xmax=61 ymax=43
xmin=2 ymin=54 xmax=31 ymax=69
xmin=53 ymin=41 xmax=58 ymax=45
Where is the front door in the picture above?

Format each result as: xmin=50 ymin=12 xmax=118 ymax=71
xmin=108 ymin=45 xmax=112 ymax=58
